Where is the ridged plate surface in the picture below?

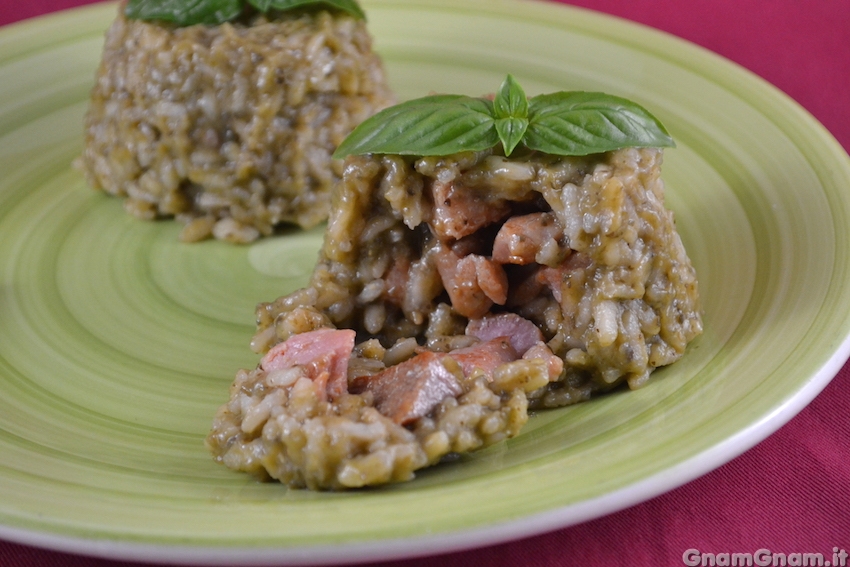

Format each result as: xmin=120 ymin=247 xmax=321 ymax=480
xmin=1 ymin=1 xmax=849 ymax=564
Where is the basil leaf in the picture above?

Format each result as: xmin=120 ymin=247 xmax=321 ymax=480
xmin=334 ymin=77 xmax=676 ymax=159
xmin=126 ymin=0 xmax=366 ymax=25
xmin=333 ymin=95 xmax=499 ymax=158
xmin=248 ymin=0 xmax=365 ymax=19
xmin=125 ymin=0 xmax=244 ymax=26
xmin=493 ymin=74 xmax=528 ymax=120
xmin=290 ymin=0 xmax=363 ymax=19
xmin=247 ymin=0 xmax=274 ymax=9
xmin=525 ymin=91 xmax=675 ymax=156
xmin=495 ymin=117 xmax=527 ymax=157
xmin=492 ymin=74 xmax=528 ymax=156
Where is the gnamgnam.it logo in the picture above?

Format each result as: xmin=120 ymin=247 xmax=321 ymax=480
xmin=682 ymin=547 xmax=848 ymax=567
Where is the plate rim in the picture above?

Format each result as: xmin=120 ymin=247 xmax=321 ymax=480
xmin=1 ymin=0 xmax=849 ymax=564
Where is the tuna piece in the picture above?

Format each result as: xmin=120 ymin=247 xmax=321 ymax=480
xmin=383 ymin=255 xmax=411 ymax=307
xmin=536 ymin=252 xmax=593 ymax=303
xmin=504 ymin=264 xmax=547 ymax=308
xmin=350 ymin=351 xmax=463 ymax=425
xmin=448 ymin=337 xmax=518 ymax=380
xmin=260 ymin=328 xmax=356 ymax=400
xmin=434 ymin=245 xmax=508 ymax=319
xmin=466 ymin=312 xmax=544 ymax=356
xmin=522 ymin=341 xmax=564 ymax=381
xmin=492 ymin=212 xmax=565 ymax=266
xmin=430 ymin=178 xmax=511 ymax=240
xmin=450 ymin=229 xmax=497 ymax=257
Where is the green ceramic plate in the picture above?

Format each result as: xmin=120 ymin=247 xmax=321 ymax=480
xmin=1 ymin=0 xmax=849 ymax=564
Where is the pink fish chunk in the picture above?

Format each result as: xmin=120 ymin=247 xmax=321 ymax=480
xmin=349 ymin=351 xmax=462 ymax=425
xmin=492 ymin=212 xmax=564 ymax=265
xmin=260 ymin=328 xmax=356 ymax=401
xmin=435 ymin=245 xmax=508 ymax=319
xmin=430 ymin=178 xmax=511 ymax=240
xmin=536 ymin=252 xmax=592 ymax=303
xmin=448 ymin=337 xmax=518 ymax=380
xmin=522 ymin=341 xmax=564 ymax=381
xmin=466 ymin=312 xmax=544 ymax=356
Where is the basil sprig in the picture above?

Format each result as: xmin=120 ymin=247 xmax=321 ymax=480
xmin=334 ymin=75 xmax=675 ymax=159
xmin=125 ymin=0 xmax=366 ymax=26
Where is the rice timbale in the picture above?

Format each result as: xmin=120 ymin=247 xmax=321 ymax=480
xmin=76 ymin=2 xmax=394 ymax=243
xmin=207 ymin=80 xmax=703 ymax=489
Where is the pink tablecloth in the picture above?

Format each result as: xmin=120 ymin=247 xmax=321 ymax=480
xmin=1 ymin=1 xmax=848 ymax=566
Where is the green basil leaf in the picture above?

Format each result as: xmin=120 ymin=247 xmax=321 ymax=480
xmin=495 ymin=117 xmax=527 ymax=157
xmin=493 ymin=74 xmax=528 ymax=120
xmin=525 ymin=91 xmax=675 ymax=156
xmin=247 ymin=0 xmax=274 ymax=9
xmin=334 ymin=78 xmax=675 ymax=159
xmin=333 ymin=95 xmax=499 ymax=158
xmin=492 ymin=74 xmax=528 ymax=156
xmin=126 ymin=0 xmax=366 ymax=25
xmin=251 ymin=0 xmax=366 ymax=20
xmin=125 ymin=0 xmax=244 ymax=26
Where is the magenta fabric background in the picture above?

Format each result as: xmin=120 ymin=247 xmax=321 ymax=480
xmin=0 ymin=1 xmax=848 ymax=566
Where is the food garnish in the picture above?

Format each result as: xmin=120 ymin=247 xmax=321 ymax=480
xmin=79 ymin=0 xmax=391 ymax=242
xmin=207 ymin=78 xmax=702 ymax=489
xmin=125 ymin=0 xmax=366 ymax=26
xmin=334 ymin=74 xmax=675 ymax=159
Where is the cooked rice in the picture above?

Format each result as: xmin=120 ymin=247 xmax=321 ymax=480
xmin=208 ymin=146 xmax=703 ymax=489
xmin=76 ymin=6 xmax=394 ymax=242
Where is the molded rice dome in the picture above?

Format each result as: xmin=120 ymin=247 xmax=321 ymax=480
xmin=259 ymin=146 xmax=702 ymax=397
xmin=76 ymin=2 xmax=394 ymax=243
xmin=207 ymin=79 xmax=702 ymax=489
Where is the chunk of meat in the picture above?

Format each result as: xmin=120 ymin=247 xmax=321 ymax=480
xmin=504 ymin=264 xmax=547 ymax=308
xmin=448 ymin=337 xmax=518 ymax=380
xmin=492 ymin=212 xmax=565 ymax=266
xmin=466 ymin=313 xmax=544 ymax=356
xmin=450 ymin=229 xmax=496 ymax=257
xmin=474 ymin=255 xmax=509 ymax=306
xmin=383 ymin=255 xmax=410 ymax=307
xmin=522 ymin=341 xmax=564 ymax=381
xmin=435 ymin=245 xmax=508 ymax=319
xmin=537 ymin=252 xmax=593 ymax=303
xmin=536 ymin=266 xmax=564 ymax=303
xmin=349 ymin=351 xmax=462 ymax=425
xmin=260 ymin=328 xmax=356 ymax=401
xmin=430 ymin=178 xmax=511 ymax=241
